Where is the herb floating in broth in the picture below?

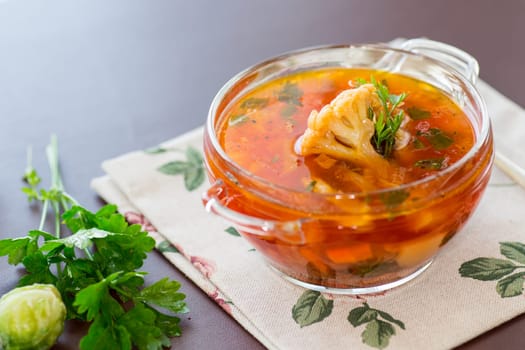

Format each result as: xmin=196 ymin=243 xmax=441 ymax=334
xmin=278 ymin=82 xmax=303 ymax=106
xmin=414 ymin=158 xmax=446 ymax=170
xmin=418 ymin=128 xmax=454 ymax=150
xmin=407 ymin=106 xmax=431 ymax=120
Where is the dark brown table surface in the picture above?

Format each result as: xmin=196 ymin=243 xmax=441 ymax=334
xmin=1 ymin=1 xmax=524 ymax=349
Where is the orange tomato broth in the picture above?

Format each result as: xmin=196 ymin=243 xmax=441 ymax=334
xmin=218 ymin=68 xmax=475 ymax=193
xmin=209 ymin=68 xmax=488 ymax=288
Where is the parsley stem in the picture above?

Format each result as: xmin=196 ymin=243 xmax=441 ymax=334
xmin=46 ymin=135 xmax=63 ymax=191
xmin=52 ymin=201 xmax=61 ymax=239
xmin=38 ymin=199 xmax=49 ymax=231
xmin=84 ymin=248 xmax=94 ymax=261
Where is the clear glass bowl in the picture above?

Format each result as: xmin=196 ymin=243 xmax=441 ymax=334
xmin=202 ymin=39 xmax=494 ymax=294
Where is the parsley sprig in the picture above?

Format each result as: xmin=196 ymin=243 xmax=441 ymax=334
xmin=1 ymin=136 xmax=188 ymax=350
xmin=367 ymin=77 xmax=407 ymax=158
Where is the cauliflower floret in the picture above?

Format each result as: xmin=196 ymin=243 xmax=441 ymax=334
xmin=296 ymin=83 xmax=390 ymax=173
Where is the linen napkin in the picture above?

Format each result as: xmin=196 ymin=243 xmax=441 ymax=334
xmin=91 ymin=79 xmax=525 ymax=349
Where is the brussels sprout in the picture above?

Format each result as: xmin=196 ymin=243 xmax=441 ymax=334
xmin=0 ymin=284 xmax=66 ymax=350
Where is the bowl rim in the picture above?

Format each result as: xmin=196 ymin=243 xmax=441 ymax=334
xmin=205 ymin=43 xmax=492 ymax=203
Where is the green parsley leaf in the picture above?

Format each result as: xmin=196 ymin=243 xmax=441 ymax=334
xmin=79 ymin=315 xmax=131 ymax=350
xmin=43 ymin=228 xmax=113 ymax=250
xmin=19 ymin=251 xmax=58 ymax=286
xmin=412 ymin=138 xmax=426 ymax=149
xmin=74 ymin=272 xmax=125 ymax=321
xmin=278 ymin=82 xmax=303 ymax=106
xmin=0 ymin=237 xmax=37 ymax=265
xmin=407 ymin=107 xmax=431 ymax=120
xmin=154 ymin=310 xmax=182 ymax=337
xmin=137 ymin=277 xmax=188 ymax=314
xmin=355 ymin=78 xmax=368 ymax=86
xmin=23 ymin=168 xmax=41 ymax=187
xmin=368 ymin=77 xmax=408 ymax=157
xmin=305 ymin=180 xmax=317 ymax=192
xmin=414 ymin=158 xmax=445 ymax=170
xmin=380 ymin=189 xmax=410 ymax=210
xmin=419 ymin=128 xmax=454 ymax=150
xmin=119 ymin=303 xmax=170 ymax=350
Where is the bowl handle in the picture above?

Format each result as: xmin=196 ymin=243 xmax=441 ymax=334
xmin=202 ymin=181 xmax=306 ymax=244
xmin=400 ymin=38 xmax=479 ymax=84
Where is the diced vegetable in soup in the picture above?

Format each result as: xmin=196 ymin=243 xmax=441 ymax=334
xmin=219 ymin=69 xmax=474 ymax=194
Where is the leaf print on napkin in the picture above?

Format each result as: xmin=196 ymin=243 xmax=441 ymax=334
xmin=292 ymin=290 xmax=333 ymax=328
xmin=460 ymin=241 xmax=525 ymax=297
xmin=157 ymin=240 xmax=180 ymax=254
xmin=225 ymin=226 xmax=241 ymax=237
xmin=348 ymin=303 xmax=405 ymax=349
xmin=156 ymin=146 xmax=205 ymax=191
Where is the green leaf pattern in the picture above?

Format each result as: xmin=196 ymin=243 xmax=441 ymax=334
xmin=292 ymin=292 xmax=405 ymax=349
xmin=291 ymin=290 xmax=333 ymax=328
xmin=347 ymin=303 xmax=405 ymax=349
xmin=459 ymin=241 xmax=525 ymax=297
xmin=155 ymin=146 xmax=205 ymax=191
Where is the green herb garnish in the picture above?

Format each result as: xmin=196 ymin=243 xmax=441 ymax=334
xmin=418 ymin=128 xmax=454 ymax=150
xmin=1 ymin=136 xmax=188 ymax=350
xmin=369 ymin=77 xmax=407 ymax=158
xmin=414 ymin=158 xmax=445 ymax=170
xmin=412 ymin=138 xmax=426 ymax=149
xmin=355 ymin=78 xmax=368 ymax=86
xmin=407 ymin=107 xmax=431 ymax=120
xmin=278 ymin=82 xmax=303 ymax=107
xmin=380 ymin=189 xmax=410 ymax=210
xmin=305 ymin=180 xmax=317 ymax=192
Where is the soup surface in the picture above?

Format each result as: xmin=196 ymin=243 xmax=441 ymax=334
xmin=218 ymin=68 xmax=474 ymax=193
xmin=207 ymin=68 xmax=491 ymax=289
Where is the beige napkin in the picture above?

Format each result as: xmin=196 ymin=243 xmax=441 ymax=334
xmin=91 ymin=79 xmax=525 ymax=349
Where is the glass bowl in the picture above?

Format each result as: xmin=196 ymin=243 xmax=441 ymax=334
xmin=202 ymin=38 xmax=494 ymax=294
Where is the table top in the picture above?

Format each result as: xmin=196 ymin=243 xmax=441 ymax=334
xmin=1 ymin=1 xmax=525 ymax=349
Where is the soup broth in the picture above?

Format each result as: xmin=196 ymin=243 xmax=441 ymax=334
xmin=219 ymin=68 xmax=474 ymax=193
xmin=206 ymin=68 xmax=490 ymax=288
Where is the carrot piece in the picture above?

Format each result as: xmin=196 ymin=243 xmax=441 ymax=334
xmin=325 ymin=243 xmax=373 ymax=264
